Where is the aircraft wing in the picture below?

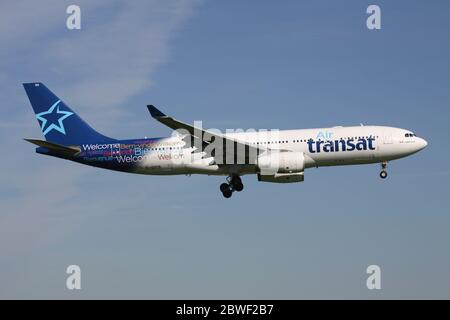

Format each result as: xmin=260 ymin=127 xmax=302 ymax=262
xmin=147 ymin=105 xmax=264 ymax=163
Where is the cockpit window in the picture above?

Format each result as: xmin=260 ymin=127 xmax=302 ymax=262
xmin=405 ymin=133 xmax=415 ymax=137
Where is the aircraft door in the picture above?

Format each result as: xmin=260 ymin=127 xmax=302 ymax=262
xmin=383 ymin=133 xmax=393 ymax=145
xmin=110 ymin=143 xmax=121 ymax=157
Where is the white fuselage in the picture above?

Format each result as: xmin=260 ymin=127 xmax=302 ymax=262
xmin=133 ymin=125 xmax=427 ymax=176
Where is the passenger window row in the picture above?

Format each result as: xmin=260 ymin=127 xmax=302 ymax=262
xmin=250 ymin=135 xmax=379 ymax=145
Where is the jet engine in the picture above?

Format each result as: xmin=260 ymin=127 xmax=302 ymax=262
xmin=257 ymin=151 xmax=305 ymax=183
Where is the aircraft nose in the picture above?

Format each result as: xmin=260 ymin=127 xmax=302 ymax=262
xmin=418 ymin=137 xmax=428 ymax=150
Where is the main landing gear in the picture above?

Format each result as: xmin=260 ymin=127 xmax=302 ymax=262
xmin=220 ymin=175 xmax=244 ymax=198
xmin=379 ymin=161 xmax=388 ymax=179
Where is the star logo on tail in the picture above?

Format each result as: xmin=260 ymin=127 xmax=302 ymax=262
xmin=36 ymin=100 xmax=74 ymax=136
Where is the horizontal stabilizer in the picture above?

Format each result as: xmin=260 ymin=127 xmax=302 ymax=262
xmin=24 ymin=139 xmax=81 ymax=156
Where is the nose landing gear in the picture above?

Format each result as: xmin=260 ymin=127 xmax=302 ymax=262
xmin=220 ymin=175 xmax=244 ymax=198
xmin=379 ymin=161 xmax=388 ymax=179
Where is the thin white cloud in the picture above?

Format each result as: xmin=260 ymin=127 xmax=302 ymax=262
xmin=0 ymin=0 xmax=202 ymax=257
xmin=0 ymin=0 xmax=202 ymax=124
xmin=46 ymin=1 xmax=201 ymax=113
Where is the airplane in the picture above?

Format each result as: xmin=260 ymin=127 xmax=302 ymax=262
xmin=23 ymin=82 xmax=427 ymax=198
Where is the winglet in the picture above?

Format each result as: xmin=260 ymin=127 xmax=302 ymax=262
xmin=147 ymin=105 xmax=166 ymax=118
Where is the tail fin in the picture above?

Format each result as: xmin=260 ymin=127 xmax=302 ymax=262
xmin=23 ymin=82 xmax=116 ymax=146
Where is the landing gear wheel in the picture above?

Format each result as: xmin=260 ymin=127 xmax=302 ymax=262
xmin=234 ymin=182 xmax=244 ymax=192
xmin=220 ymin=183 xmax=230 ymax=193
xmin=222 ymin=188 xmax=232 ymax=198
xmin=380 ymin=170 xmax=388 ymax=179
xmin=229 ymin=175 xmax=244 ymax=192
xmin=220 ymin=183 xmax=232 ymax=198
xmin=221 ymin=175 xmax=244 ymax=198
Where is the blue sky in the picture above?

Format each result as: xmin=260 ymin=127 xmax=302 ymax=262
xmin=0 ymin=0 xmax=449 ymax=299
